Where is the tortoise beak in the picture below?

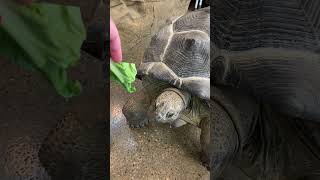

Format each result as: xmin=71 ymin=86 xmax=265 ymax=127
xmin=136 ymin=65 xmax=145 ymax=80
xmin=136 ymin=74 xmax=143 ymax=80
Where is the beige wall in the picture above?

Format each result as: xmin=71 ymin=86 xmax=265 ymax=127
xmin=110 ymin=0 xmax=191 ymax=64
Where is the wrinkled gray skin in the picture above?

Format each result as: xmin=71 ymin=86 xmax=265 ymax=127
xmin=210 ymin=0 xmax=320 ymax=180
xmin=209 ymin=86 xmax=320 ymax=180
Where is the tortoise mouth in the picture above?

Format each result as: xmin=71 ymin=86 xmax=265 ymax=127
xmin=154 ymin=101 xmax=182 ymax=124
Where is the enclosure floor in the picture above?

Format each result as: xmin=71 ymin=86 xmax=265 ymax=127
xmin=110 ymin=81 xmax=209 ymax=180
xmin=0 ymin=52 xmax=108 ymax=179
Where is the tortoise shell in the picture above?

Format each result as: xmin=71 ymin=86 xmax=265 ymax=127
xmin=138 ymin=7 xmax=210 ymax=100
xmin=212 ymin=0 xmax=320 ymax=121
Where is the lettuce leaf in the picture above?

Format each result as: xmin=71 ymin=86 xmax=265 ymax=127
xmin=0 ymin=1 xmax=85 ymax=98
xmin=110 ymin=60 xmax=137 ymax=93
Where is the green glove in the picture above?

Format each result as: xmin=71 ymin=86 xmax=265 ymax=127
xmin=110 ymin=60 xmax=137 ymax=93
xmin=0 ymin=1 xmax=85 ymax=98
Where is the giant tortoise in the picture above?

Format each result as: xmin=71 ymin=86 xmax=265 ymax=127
xmin=123 ymin=7 xmax=211 ymax=165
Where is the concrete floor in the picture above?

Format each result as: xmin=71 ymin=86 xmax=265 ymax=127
xmin=110 ymin=81 xmax=209 ymax=179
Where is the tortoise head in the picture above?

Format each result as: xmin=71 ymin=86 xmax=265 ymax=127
xmin=154 ymin=88 xmax=190 ymax=124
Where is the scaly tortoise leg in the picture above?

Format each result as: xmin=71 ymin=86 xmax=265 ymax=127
xmin=208 ymin=98 xmax=239 ymax=179
xmin=209 ymin=85 xmax=260 ymax=179
xmin=200 ymin=117 xmax=211 ymax=169
xmin=123 ymin=88 xmax=153 ymax=128
xmin=39 ymin=113 xmax=107 ymax=179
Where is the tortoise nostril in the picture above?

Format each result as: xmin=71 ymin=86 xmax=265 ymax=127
xmin=166 ymin=112 xmax=174 ymax=118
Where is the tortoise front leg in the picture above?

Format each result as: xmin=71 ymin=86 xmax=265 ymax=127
xmin=199 ymin=117 xmax=210 ymax=169
xmin=122 ymin=88 xmax=153 ymax=128
xmin=208 ymin=99 xmax=239 ymax=179
xmin=208 ymin=85 xmax=261 ymax=179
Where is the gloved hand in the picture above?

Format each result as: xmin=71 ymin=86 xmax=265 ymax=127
xmin=110 ymin=17 xmax=122 ymax=62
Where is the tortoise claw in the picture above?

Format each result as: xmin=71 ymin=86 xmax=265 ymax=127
xmin=128 ymin=118 xmax=150 ymax=129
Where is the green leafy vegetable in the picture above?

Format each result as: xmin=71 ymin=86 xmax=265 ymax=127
xmin=0 ymin=1 xmax=85 ymax=98
xmin=110 ymin=60 xmax=137 ymax=93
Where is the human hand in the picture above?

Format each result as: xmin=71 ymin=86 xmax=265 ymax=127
xmin=110 ymin=17 xmax=122 ymax=62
